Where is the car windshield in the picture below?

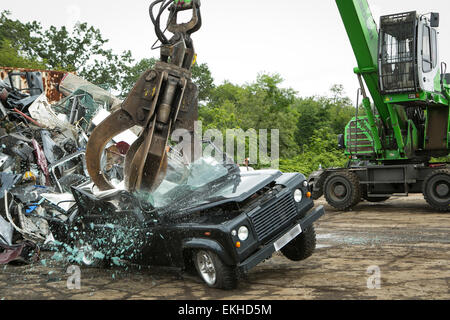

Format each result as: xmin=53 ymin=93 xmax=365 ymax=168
xmin=149 ymin=156 xmax=231 ymax=208
xmin=136 ymin=141 xmax=237 ymax=209
xmin=137 ymin=142 xmax=281 ymax=211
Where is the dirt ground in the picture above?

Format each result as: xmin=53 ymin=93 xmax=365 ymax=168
xmin=0 ymin=194 xmax=448 ymax=300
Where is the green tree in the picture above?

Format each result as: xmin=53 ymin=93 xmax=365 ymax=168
xmin=0 ymin=40 xmax=46 ymax=69
xmin=201 ymin=73 xmax=300 ymax=160
xmin=280 ymin=128 xmax=347 ymax=176
xmin=0 ymin=11 xmax=133 ymax=91
xmin=0 ymin=11 xmax=46 ymax=69
xmin=294 ymin=97 xmax=329 ymax=149
xmin=294 ymin=84 xmax=355 ymax=149
xmin=28 ymin=22 xmax=134 ymax=91
xmin=191 ymin=62 xmax=215 ymax=103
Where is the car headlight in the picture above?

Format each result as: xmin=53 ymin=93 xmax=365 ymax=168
xmin=238 ymin=226 xmax=249 ymax=241
xmin=294 ymin=189 xmax=303 ymax=203
xmin=303 ymin=181 xmax=308 ymax=188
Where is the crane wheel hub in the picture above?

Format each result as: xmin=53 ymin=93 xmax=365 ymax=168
xmin=333 ymin=184 xmax=348 ymax=198
xmin=435 ymin=182 xmax=449 ymax=198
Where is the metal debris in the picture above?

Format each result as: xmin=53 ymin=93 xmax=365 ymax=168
xmin=0 ymin=68 xmax=133 ymax=266
xmin=0 ymin=67 xmax=67 ymax=104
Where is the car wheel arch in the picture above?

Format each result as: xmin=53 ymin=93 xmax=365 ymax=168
xmin=182 ymin=238 xmax=235 ymax=266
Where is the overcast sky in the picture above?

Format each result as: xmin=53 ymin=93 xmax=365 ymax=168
xmin=5 ymin=0 xmax=450 ymax=102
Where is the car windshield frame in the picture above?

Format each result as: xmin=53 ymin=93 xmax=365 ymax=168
xmin=142 ymin=140 xmax=241 ymax=211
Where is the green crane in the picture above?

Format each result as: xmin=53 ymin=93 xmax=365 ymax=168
xmin=308 ymin=0 xmax=450 ymax=212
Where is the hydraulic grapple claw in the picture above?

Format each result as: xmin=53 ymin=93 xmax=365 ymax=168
xmin=85 ymin=0 xmax=201 ymax=193
xmin=86 ymin=109 xmax=135 ymax=191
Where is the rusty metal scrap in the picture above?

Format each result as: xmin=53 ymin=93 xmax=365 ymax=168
xmin=0 ymin=67 xmax=68 ymax=104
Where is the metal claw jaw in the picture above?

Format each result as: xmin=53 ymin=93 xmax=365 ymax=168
xmin=86 ymin=69 xmax=166 ymax=193
xmin=86 ymin=65 xmax=198 ymax=194
xmin=85 ymin=0 xmax=201 ymax=194
xmin=169 ymin=0 xmax=202 ymax=35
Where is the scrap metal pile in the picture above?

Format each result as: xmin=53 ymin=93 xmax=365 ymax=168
xmin=1 ymin=0 xmax=204 ymax=268
xmin=0 ymin=69 xmax=141 ymax=266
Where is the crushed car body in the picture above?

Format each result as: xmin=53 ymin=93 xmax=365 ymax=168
xmin=44 ymin=145 xmax=325 ymax=289
xmin=0 ymin=65 xmax=325 ymax=289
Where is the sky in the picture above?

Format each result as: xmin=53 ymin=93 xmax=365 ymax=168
xmin=4 ymin=0 xmax=450 ymax=102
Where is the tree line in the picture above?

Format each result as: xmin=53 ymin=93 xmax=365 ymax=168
xmin=0 ymin=11 xmax=357 ymax=175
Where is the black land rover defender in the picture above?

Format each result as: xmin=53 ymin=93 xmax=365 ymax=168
xmin=53 ymin=145 xmax=325 ymax=290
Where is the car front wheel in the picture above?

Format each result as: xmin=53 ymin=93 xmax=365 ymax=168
xmin=281 ymin=226 xmax=316 ymax=262
xmin=194 ymin=250 xmax=238 ymax=290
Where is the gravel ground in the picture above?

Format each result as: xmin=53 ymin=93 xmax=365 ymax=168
xmin=0 ymin=194 xmax=448 ymax=300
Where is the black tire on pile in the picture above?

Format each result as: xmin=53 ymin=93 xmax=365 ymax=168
xmin=423 ymin=169 xmax=450 ymax=212
xmin=324 ymin=171 xmax=361 ymax=211
xmin=193 ymin=250 xmax=238 ymax=290
xmin=281 ymin=226 xmax=316 ymax=262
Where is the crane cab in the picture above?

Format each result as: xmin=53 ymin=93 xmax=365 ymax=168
xmin=378 ymin=11 xmax=442 ymax=96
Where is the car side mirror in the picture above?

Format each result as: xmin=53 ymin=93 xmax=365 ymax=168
xmin=430 ymin=12 xmax=439 ymax=28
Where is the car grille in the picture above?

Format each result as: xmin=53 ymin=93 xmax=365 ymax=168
xmin=248 ymin=191 xmax=298 ymax=243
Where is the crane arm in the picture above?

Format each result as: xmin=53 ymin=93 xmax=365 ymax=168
xmin=335 ymin=0 xmax=389 ymax=121
xmin=336 ymin=0 xmax=410 ymax=157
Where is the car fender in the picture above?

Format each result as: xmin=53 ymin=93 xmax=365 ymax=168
xmin=182 ymin=238 xmax=235 ymax=266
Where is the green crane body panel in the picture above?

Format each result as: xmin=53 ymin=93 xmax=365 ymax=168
xmin=335 ymin=0 xmax=390 ymax=122
xmin=336 ymin=0 xmax=450 ymax=162
xmin=345 ymin=116 xmax=376 ymax=157
xmin=336 ymin=0 xmax=406 ymax=159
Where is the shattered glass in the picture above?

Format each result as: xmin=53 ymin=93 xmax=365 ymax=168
xmin=145 ymin=156 xmax=237 ymax=209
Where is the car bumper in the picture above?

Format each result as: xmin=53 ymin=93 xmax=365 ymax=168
xmin=237 ymin=205 xmax=325 ymax=273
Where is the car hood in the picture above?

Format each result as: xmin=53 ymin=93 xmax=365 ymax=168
xmin=165 ymin=170 xmax=304 ymax=214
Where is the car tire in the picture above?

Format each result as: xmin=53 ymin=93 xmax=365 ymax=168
xmin=324 ymin=171 xmax=361 ymax=211
xmin=423 ymin=169 xmax=450 ymax=212
xmin=194 ymin=250 xmax=238 ymax=290
xmin=281 ymin=226 xmax=316 ymax=262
